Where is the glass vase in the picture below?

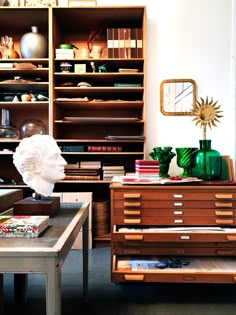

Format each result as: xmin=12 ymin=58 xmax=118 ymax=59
xmin=191 ymin=140 xmax=222 ymax=180
xmin=176 ymin=147 xmax=198 ymax=178
xmin=0 ymin=109 xmax=20 ymax=139
xmin=159 ymin=163 xmax=170 ymax=178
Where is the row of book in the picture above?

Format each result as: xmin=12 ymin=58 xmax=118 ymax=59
xmin=64 ymin=162 xmax=125 ymax=181
xmin=102 ymin=164 xmax=125 ymax=181
xmin=107 ymin=28 xmax=143 ymax=59
xmin=55 ymin=48 xmax=74 ymax=59
xmin=64 ymin=162 xmax=101 ymax=180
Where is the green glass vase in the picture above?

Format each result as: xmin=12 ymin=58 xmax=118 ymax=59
xmin=159 ymin=163 xmax=170 ymax=178
xmin=176 ymin=147 xmax=198 ymax=178
xmin=191 ymin=140 xmax=222 ymax=180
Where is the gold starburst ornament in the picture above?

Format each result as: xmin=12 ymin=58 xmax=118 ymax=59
xmin=192 ymin=96 xmax=223 ymax=139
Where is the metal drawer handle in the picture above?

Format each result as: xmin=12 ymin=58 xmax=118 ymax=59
xmin=215 ymin=194 xmax=233 ymax=200
xmin=124 ymin=274 xmax=144 ymax=281
xmin=124 ymin=234 xmax=144 ymax=241
xmin=124 ymin=210 xmax=141 ymax=216
xmin=124 ymin=219 xmax=141 ymax=224
xmin=215 ymin=219 xmax=234 ymax=225
xmin=215 ymin=210 xmax=233 ymax=216
xmin=216 ymin=250 xmax=234 ymax=255
xmin=182 ymin=276 xmax=196 ymax=281
xmin=215 ymin=202 xmax=232 ymax=208
xmin=173 ymin=194 xmax=183 ymax=198
xmin=124 ymin=194 xmax=141 ymax=199
xmin=173 ymin=202 xmax=183 ymax=207
xmin=226 ymin=235 xmax=236 ymax=241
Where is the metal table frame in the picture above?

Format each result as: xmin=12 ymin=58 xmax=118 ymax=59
xmin=0 ymin=202 xmax=89 ymax=315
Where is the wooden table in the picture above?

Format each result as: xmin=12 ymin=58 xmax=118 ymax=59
xmin=0 ymin=202 xmax=89 ymax=315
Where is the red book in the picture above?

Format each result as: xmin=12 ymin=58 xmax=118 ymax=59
xmin=118 ymin=28 xmax=125 ymax=58
xmin=130 ymin=28 xmax=137 ymax=58
xmin=113 ymin=28 xmax=119 ymax=58
xmin=136 ymin=28 xmax=143 ymax=58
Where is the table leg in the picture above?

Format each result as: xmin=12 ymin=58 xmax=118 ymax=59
xmin=46 ymin=264 xmax=61 ymax=315
xmin=0 ymin=274 xmax=3 ymax=315
xmin=82 ymin=216 xmax=89 ymax=302
xmin=14 ymin=274 xmax=28 ymax=303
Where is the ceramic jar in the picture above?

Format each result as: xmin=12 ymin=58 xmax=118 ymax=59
xmin=20 ymin=26 xmax=47 ymax=58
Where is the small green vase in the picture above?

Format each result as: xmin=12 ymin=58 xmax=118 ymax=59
xmin=176 ymin=147 xmax=198 ymax=178
xmin=191 ymin=140 xmax=222 ymax=180
xmin=159 ymin=163 xmax=170 ymax=178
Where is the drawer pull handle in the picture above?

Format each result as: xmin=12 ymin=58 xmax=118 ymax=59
xmin=182 ymin=276 xmax=195 ymax=281
xmin=226 ymin=235 xmax=236 ymax=241
xmin=216 ymin=219 xmax=234 ymax=225
xmin=124 ymin=219 xmax=141 ymax=224
xmin=124 ymin=210 xmax=141 ymax=216
xmin=124 ymin=234 xmax=144 ymax=241
xmin=174 ymin=219 xmax=183 ymax=223
xmin=215 ymin=202 xmax=232 ymax=208
xmin=124 ymin=274 xmax=144 ymax=281
xmin=124 ymin=194 xmax=141 ymax=199
xmin=124 ymin=202 xmax=141 ymax=207
xmin=173 ymin=194 xmax=183 ymax=198
xmin=180 ymin=235 xmax=190 ymax=240
xmin=173 ymin=202 xmax=183 ymax=207
xmin=215 ymin=210 xmax=233 ymax=216
xmin=217 ymin=250 xmax=234 ymax=255
xmin=233 ymin=276 xmax=236 ymax=282
xmin=215 ymin=194 xmax=233 ymax=200
xmin=173 ymin=211 xmax=183 ymax=215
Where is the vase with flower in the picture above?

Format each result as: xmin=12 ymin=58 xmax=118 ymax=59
xmin=191 ymin=97 xmax=223 ymax=180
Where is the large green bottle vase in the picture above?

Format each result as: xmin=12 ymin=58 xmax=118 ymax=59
xmin=191 ymin=140 xmax=222 ymax=180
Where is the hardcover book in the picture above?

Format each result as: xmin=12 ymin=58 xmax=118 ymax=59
xmin=0 ymin=215 xmax=49 ymax=238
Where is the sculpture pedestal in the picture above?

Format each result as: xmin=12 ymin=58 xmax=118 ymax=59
xmin=13 ymin=196 xmax=60 ymax=217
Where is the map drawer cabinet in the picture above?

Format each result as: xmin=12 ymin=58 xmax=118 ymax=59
xmin=110 ymin=183 xmax=236 ymax=283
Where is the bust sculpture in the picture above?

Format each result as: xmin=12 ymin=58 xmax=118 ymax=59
xmin=13 ymin=134 xmax=67 ymax=197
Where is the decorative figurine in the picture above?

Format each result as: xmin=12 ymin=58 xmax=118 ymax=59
xmin=90 ymin=61 xmax=96 ymax=73
xmin=98 ymin=63 xmax=107 ymax=72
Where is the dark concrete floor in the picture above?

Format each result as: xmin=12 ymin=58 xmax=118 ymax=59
xmin=3 ymin=247 xmax=236 ymax=315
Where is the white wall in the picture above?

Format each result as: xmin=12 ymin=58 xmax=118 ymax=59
xmin=98 ymin=0 xmax=235 ymax=175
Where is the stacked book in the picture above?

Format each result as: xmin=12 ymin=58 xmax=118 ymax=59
xmin=55 ymin=48 xmax=74 ymax=59
xmin=0 ymin=215 xmax=49 ymax=238
xmin=107 ymin=28 xmax=143 ymax=59
xmin=102 ymin=163 xmax=125 ymax=181
xmin=64 ymin=163 xmax=101 ymax=180
xmin=135 ymin=160 xmax=160 ymax=179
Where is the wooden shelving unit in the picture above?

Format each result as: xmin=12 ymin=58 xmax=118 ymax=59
xmin=0 ymin=6 xmax=146 ymax=246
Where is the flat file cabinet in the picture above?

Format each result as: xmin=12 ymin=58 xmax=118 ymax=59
xmin=110 ymin=183 xmax=236 ymax=283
